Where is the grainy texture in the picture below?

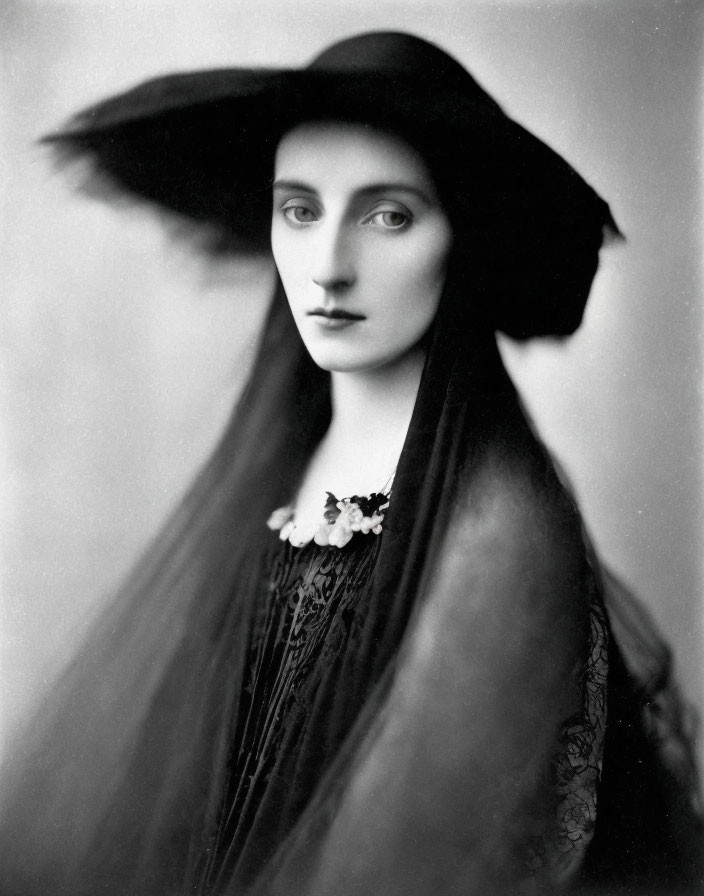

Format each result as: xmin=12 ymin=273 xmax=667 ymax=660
xmin=2 ymin=0 xmax=701 ymax=773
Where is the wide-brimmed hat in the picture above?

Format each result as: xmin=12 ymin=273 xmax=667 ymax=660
xmin=44 ymin=31 xmax=618 ymax=338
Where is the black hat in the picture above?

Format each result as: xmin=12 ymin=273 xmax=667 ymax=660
xmin=44 ymin=31 xmax=618 ymax=338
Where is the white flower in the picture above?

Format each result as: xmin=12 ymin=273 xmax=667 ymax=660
xmin=360 ymin=511 xmax=385 ymax=534
xmin=328 ymin=523 xmax=354 ymax=548
xmin=288 ymin=522 xmax=317 ymax=547
xmin=279 ymin=520 xmax=295 ymax=542
xmin=313 ymin=524 xmax=332 ymax=546
xmin=268 ymin=506 xmax=294 ymax=531
xmin=336 ymin=500 xmax=364 ymax=530
xmin=268 ymin=493 xmax=389 ymax=549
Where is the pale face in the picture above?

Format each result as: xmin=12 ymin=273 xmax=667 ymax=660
xmin=271 ymin=122 xmax=452 ymax=374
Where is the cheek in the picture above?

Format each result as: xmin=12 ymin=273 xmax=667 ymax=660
xmin=271 ymin=232 xmax=306 ymax=312
xmin=390 ymin=235 xmax=450 ymax=323
xmin=417 ymin=227 xmax=453 ymax=285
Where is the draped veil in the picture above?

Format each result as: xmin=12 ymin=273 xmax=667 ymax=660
xmin=3 ymin=279 xmax=701 ymax=895
xmin=2 ymin=30 xmax=702 ymax=896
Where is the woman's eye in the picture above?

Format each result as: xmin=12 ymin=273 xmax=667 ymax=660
xmin=366 ymin=210 xmax=410 ymax=230
xmin=282 ymin=205 xmax=317 ymax=224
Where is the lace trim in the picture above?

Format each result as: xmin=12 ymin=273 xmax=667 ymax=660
xmin=267 ymin=491 xmax=390 ymax=549
xmin=525 ymin=588 xmax=609 ymax=882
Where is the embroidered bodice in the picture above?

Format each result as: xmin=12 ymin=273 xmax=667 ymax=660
xmin=202 ymin=506 xmax=384 ymax=890
xmin=203 ymin=492 xmax=609 ymax=891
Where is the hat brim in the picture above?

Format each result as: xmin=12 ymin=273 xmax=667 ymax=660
xmin=43 ymin=68 xmax=592 ymax=242
xmin=44 ymin=66 xmax=618 ymax=336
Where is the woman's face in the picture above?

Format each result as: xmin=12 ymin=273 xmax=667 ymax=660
xmin=271 ymin=122 xmax=452 ymax=374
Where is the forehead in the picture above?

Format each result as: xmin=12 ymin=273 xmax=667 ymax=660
xmin=274 ymin=121 xmax=436 ymax=193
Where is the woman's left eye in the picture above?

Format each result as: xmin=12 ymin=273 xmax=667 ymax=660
xmin=365 ymin=209 xmax=411 ymax=230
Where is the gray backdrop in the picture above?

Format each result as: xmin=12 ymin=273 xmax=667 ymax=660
xmin=2 ymin=0 xmax=702 ymax=768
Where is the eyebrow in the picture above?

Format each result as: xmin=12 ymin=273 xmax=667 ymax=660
xmin=272 ymin=179 xmax=434 ymax=206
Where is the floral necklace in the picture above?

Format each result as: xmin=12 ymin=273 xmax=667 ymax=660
xmin=267 ymin=490 xmax=391 ymax=549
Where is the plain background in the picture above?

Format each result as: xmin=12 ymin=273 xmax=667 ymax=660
xmin=2 ymin=0 xmax=702 ymax=769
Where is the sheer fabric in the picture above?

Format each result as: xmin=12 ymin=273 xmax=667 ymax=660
xmin=577 ymin=572 xmax=704 ymax=892
xmin=1 ymin=279 xmax=702 ymax=895
xmin=4 ymin=28 xmax=701 ymax=894
xmin=199 ymin=516 xmax=609 ymax=894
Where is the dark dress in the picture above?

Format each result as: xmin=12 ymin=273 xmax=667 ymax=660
xmin=203 ymin=528 xmax=384 ymax=891
xmin=201 ymin=498 xmax=619 ymax=893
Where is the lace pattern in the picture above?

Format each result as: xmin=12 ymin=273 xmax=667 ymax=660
xmin=526 ymin=585 xmax=609 ymax=881
xmin=203 ymin=530 xmax=382 ymax=889
xmin=205 ymin=500 xmax=611 ymax=891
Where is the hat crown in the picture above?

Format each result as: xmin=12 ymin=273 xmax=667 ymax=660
xmin=308 ymin=31 xmax=501 ymax=113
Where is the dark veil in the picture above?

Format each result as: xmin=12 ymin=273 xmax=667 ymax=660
xmin=3 ymin=276 xmax=701 ymax=896
xmin=1 ymin=31 xmax=702 ymax=896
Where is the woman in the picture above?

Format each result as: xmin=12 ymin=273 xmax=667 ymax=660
xmin=1 ymin=31 xmax=702 ymax=896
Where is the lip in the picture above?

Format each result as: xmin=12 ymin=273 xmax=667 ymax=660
xmin=308 ymin=308 xmax=365 ymax=330
xmin=308 ymin=308 xmax=365 ymax=321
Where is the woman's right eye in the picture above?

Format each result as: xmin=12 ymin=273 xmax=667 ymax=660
xmin=281 ymin=204 xmax=318 ymax=224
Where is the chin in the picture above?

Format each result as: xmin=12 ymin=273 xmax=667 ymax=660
xmin=300 ymin=341 xmax=379 ymax=372
xmin=307 ymin=353 xmax=377 ymax=373
xmin=305 ymin=346 xmax=421 ymax=375
xmin=302 ymin=337 xmax=428 ymax=375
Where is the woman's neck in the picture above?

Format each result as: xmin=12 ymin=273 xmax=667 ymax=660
xmin=329 ymin=346 xmax=425 ymax=445
xmin=292 ymin=347 xmax=425 ymax=520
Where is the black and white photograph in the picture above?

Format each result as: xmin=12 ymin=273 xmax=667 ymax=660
xmin=1 ymin=1 xmax=702 ymax=893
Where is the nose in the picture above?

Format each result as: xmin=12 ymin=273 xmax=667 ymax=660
xmin=311 ymin=220 xmax=356 ymax=293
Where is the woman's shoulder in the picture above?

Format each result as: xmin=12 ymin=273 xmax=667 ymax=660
xmin=451 ymin=444 xmax=583 ymax=556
